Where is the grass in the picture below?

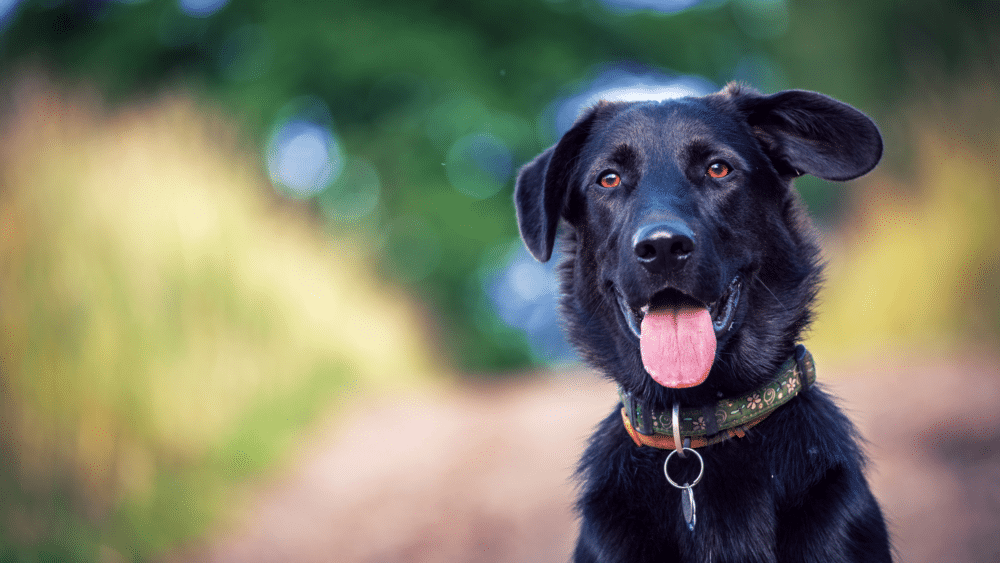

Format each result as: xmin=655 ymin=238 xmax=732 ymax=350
xmin=0 ymin=76 xmax=442 ymax=561
xmin=806 ymin=78 xmax=1000 ymax=363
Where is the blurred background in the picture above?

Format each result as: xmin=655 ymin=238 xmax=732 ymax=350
xmin=0 ymin=0 xmax=998 ymax=561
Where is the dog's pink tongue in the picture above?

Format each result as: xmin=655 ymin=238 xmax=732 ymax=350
xmin=640 ymin=305 xmax=716 ymax=388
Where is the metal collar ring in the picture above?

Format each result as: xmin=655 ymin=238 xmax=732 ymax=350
xmin=663 ymin=447 xmax=704 ymax=489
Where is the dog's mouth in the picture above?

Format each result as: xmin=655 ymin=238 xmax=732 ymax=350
xmin=615 ymin=276 xmax=742 ymax=388
xmin=616 ymin=276 xmax=742 ymax=340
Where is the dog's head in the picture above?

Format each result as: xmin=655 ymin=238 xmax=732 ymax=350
xmin=515 ymin=84 xmax=882 ymax=407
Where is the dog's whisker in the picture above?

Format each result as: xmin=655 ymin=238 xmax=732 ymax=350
xmin=753 ymin=272 xmax=789 ymax=314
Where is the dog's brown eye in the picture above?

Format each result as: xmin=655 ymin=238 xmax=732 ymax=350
xmin=707 ymin=161 xmax=731 ymax=179
xmin=598 ymin=171 xmax=621 ymax=188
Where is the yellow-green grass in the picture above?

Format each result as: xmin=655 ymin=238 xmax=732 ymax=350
xmin=807 ymin=81 xmax=1000 ymax=364
xmin=0 ymin=77 xmax=442 ymax=560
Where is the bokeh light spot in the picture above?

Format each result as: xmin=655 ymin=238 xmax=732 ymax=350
xmin=445 ymin=133 xmax=512 ymax=200
xmin=266 ymin=119 xmax=343 ymax=199
xmin=425 ymin=95 xmax=490 ymax=152
xmin=1 ymin=0 xmax=22 ymax=27
xmin=544 ymin=66 xmax=715 ymax=140
xmin=483 ymin=241 xmax=575 ymax=363
xmin=179 ymin=0 xmax=228 ymax=18
xmin=599 ymin=0 xmax=703 ymax=15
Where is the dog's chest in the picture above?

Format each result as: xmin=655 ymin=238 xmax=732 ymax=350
xmin=583 ymin=437 xmax=783 ymax=563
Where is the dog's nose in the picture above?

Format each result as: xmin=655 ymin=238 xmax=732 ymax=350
xmin=633 ymin=222 xmax=695 ymax=275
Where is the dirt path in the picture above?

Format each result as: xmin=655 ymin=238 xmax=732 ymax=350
xmin=170 ymin=348 xmax=1000 ymax=563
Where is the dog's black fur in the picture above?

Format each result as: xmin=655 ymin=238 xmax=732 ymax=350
xmin=514 ymin=84 xmax=892 ymax=562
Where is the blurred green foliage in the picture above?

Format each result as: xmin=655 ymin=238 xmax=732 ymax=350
xmin=7 ymin=0 xmax=996 ymax=371
xmin=0 ymin=0 xmax=996 ymax=371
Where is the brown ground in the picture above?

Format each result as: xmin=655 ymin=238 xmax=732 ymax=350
xmin=171 ymin=348 xmax=1000 ymax=563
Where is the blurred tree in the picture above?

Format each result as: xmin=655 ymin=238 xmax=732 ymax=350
xmin=1 ymin=0 xmax=997 ymax=371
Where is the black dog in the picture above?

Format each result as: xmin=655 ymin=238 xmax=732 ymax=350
xmin=514 ymin=84 xmax=892 ymax=562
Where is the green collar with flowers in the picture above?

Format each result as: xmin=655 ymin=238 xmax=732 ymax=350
xmin=620 ymin=345 xmax=816 ymax=443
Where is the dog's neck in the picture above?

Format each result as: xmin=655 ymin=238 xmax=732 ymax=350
xmin=619 ymin=345 xmax=816 ymax=449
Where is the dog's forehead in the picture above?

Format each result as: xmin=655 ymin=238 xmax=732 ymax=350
xmin=593 ymin=99 xmax=746 ymax=151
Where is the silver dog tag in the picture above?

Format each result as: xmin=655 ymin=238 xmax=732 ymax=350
xmin=681 ymin=485 xmax=696 ymax=531
xmin=665 ymin=446 xmax=704 ymax=533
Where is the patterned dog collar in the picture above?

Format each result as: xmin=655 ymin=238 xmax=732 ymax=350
xmin=620 ymin=344 xmax=817 ymax=449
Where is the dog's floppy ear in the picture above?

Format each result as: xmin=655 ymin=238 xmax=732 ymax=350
xmin=731 ymin=86 xmax=883 ymax=181
xmin=514 ymin=106 xmax=605 ymax=262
